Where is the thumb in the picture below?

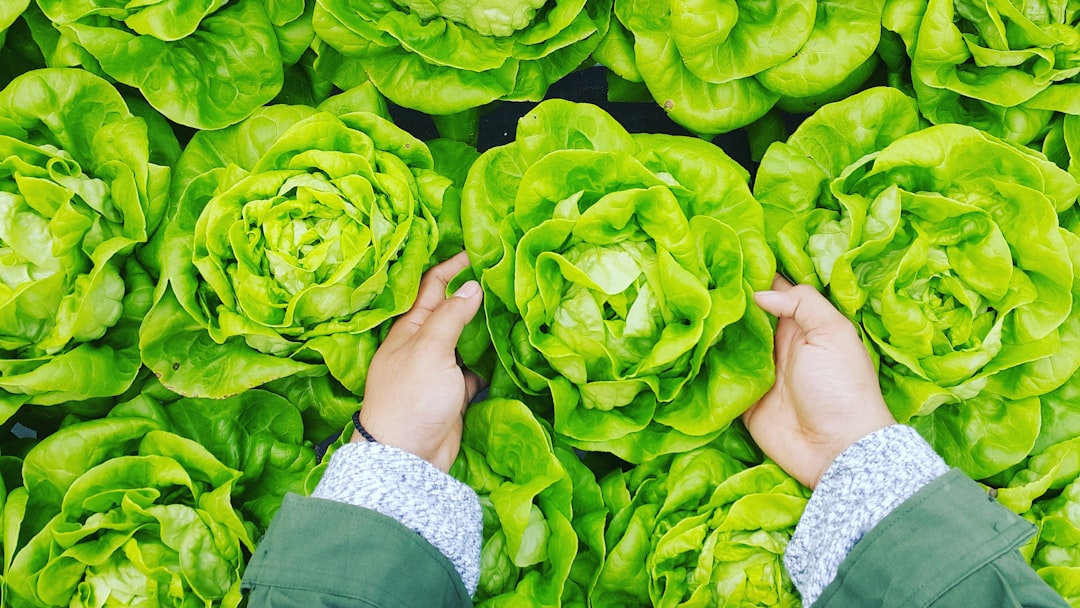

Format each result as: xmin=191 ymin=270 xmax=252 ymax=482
xmin=754 ymin=284 xmax=847 ymax=332
xmin=415 ymin=280 xmax=483 ymax=350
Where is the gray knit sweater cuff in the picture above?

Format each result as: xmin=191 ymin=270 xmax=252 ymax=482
xmin=784 ymin=424 xmax=950 ymax=606
xmin=311 ymin=441 xmax=482 ymax=595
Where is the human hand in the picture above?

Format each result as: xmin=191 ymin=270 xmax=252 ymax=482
xmin=356 ymin=251 xmax=485 ymax=472
xmin=742 ymin=276 xmax=896 ymax=489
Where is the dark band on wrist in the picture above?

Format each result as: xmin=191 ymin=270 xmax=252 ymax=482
xmin=352 ymin=409 xmax=378 ymax=443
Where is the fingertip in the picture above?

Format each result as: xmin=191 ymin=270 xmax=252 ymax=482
xmin=753 ymin=289 xmax=789 ymax=316
xmin=426 ymin=251 xmax=473 ymax=286
xmin=453 ymin=279 xmax=481 ymax=300
xmin=416 ymin=285 xmax=484 ymax=347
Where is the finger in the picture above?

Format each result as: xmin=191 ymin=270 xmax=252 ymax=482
xmin=403 ymin=251 xmax=473 ymax=324
xmin=740 ymin=400 xmax=760 ymax=427
xmin=386 ymin=252 xmax=473 ymax=343
xmin=771 ymin=274 xmax=795 ymax=291
xmin=754 ymin=284 xmax=847 ymax=332
xmin=771 ymin=315 xmax=798 ymax=371
xmin=414 ymin=279 xmax=484 ymax=352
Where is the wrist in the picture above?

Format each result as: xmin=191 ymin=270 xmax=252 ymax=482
xmin=808 ymin=407 xmax=897 ymax=488
xmin=784 ymin=425 xmax=949 ymax=603
xmin=351 ymin=409 xmax=379 ymax=444
xmin=355 ymin=410 xmax=456 ymax=472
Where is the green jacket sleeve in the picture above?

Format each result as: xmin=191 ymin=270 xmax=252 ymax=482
xmin=815 ymin=470 xmax=1068 ymax=607
xmin=241 ymin=493 xmax=473 ymax=607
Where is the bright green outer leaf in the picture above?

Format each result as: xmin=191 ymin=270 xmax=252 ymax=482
xmin=1037 ymin=566 xmax=1080 ymax=607
xmin=883 ymin=0 xmax=1080 ymax=144
xmin=0 ymin=452 xmax=24 ymax=582
xmin=450 ymin=398 xmax=604 ymax=606
xmin=1067 ymin=115 xmax=1080 ymax=181
xmin=593 ymin=448 xmax=807 ymax=607
xmin=273 ymin=0 xmax=316 ymax=66
xmin=591 ymin=16 xmax=640 ymax=84
xmin=1010 ymin=476 xmax=1080 ymax=603
xmin=313 ymin=0 xmax=612 ymax=115
xmin=756 ymin=87 xmax=1080 ymax=431
xmin=1036 ymin=370 xmax=1080 ymax=457
xmin=995 ymin=437 xmax=1080 ymax=514
xmin=6 ymin=421 xmax=254 ymax=607
xmin=910 ymin=393 xmax=1040 ymax=480
xmin=35 ymin=0 xmax=296 ymax=129
xmin=140 ymin=88 xmax=449 ymax=400
xmin=1046 ymin=114 xmax=1080 ymax=183
xmin=107 ymin=387 xmax=316 ymax=531
xmin=599 ymin=0 xmax=882 ymax=136
xmin=461 ymin=99 xmax=775 ymax=463
xmin=757 ymin=0 xmax=884 ymax=98
xmin=428 ymin=138 xmax=481 ymax=261
xmin=0 ymin=68 xmax=171 ymax=424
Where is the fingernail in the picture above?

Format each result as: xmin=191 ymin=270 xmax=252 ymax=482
xmin=454 ymin=280 xmax=481 ymax=299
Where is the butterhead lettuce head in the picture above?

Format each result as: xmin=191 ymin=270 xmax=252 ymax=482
xmin=756 ymin=87 xmax=1080 ymax=479
xmin=594 ymin=0 xmax=884 ymax=136
xmin=3 ymin=419 xmax=254 ymax=607
xmin=27 ymin=0 xmax=312 ymax=129
xmin=883 ymin=0 xmax=1080 ymax=145
xmin=462 ymin=99 xmax=775 ymax=463
xmin=140 ymin=85 xmax=450 ymax=404
xmin=451 ymin=397 xmax=606 ymax=607
xmin=313 ymin=0 xmax=613 ymax=117
xmin=593 ymin=448 xmax=807 ymax=606
xmin=0 ymin=68 xmax=171 ymax=425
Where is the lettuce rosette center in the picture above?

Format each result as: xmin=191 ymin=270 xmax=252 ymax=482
xmin=195 ymin=161 xmax=422 ymax=340
xmin=463 ymin=100 xmax=774 ymax=463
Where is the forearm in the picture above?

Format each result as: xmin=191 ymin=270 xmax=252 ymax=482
xmin=312 ymin=441 xmax=483 ymax=595
xmin=784 ymin=424 xmax=950 ymax=605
